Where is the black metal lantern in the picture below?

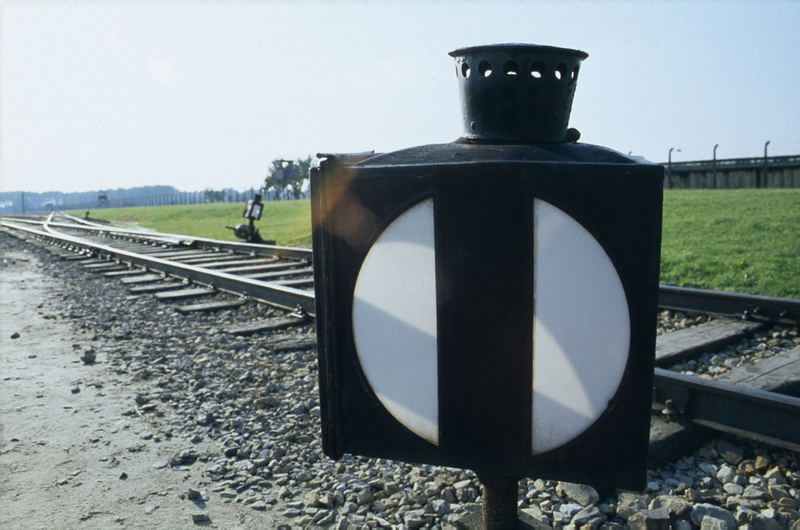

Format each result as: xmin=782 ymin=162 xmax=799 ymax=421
xmin=227 ymin=194 xmax=275 ymax=244
xmin=243 ymin=194 xmax=264 ymax=221
xmin=311 ymin=44 xmax=663 ymax=493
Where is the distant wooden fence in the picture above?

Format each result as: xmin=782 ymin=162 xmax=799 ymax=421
xmin=663 ymin=155 xmax=800 ymax=189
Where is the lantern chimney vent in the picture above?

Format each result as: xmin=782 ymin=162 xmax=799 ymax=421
xmin=449 ymin=43 xmax=588 ymax=143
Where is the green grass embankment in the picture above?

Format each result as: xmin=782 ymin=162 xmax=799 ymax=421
xmin=69 ymin=200 xmax=312 ymax=248
xmin=71 ymin=189 xmax=799 ymax=298
xmin=660 ymin=189 xmax=799 ymax=298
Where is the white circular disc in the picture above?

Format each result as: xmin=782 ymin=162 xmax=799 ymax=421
xmin=352 ymin=199 xmax=439 ymax=445
xmin=532 ymin=198 xmax=630 ymax=454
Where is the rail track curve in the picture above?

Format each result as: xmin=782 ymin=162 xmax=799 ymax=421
xmin=3 ymin=212 xmax=800 ymax=458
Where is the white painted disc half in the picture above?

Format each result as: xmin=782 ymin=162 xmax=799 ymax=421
xmin=532 ymin=199 xmax=630 ymax=454
xmin=352 ymin=199 xmax=439 ymax=445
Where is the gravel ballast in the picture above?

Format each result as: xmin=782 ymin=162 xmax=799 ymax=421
xmin=2 ymin=231 xmax=799 ymax=529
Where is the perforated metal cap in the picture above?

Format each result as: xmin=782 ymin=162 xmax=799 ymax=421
xmin=449 ymin=44 xmax=588 ymax=143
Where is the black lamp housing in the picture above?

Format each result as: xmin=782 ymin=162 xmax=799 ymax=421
xmin=311 ymin=44 xmax=663 ymax=492
xmin=243 ymin=193 xmax=263 ymax=221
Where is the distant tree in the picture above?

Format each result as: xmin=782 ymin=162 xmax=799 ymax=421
xmin=203 ymin=188 xmax=226 ymax=202
xmin=263 ymin=156 xmax=313 ymax=199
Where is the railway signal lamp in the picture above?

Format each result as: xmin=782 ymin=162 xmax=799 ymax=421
xmin=228 ymin=194 xmax=275 ymax=244
xmin=243 ymin=194 xmax=263 ymax=221
xmin=311 ymin=44 xmax=663 ymax=493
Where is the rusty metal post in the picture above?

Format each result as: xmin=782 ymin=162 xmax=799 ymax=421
xmin=479 ymin=473 xmax=519 ymax=529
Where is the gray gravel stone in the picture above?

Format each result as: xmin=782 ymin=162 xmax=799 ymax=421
xmin=552 ymin=510 xmax=572 ymax=525
xmin=701 ymin=515 xmax=732 ymax=530
xmin=80 ymin=350 xmax=96 ymax=364
xmin=520 ymin=505 xmax=549 ymax=526
xmin=355 ymin=488 xmax=373 ymax=505
xmin=768 ymin=483 xmax=791 ymax=500
xmin=430 ymin=499 xmax=450 ymax=516
xmin=627 ymin=507 xmax=673 ymax=530
xmin=723 ymin=483 xmax=744 ymax=495
xmin=717 ymin=439 xmax=745 ymax=465
xmin=649 ymin=495 xmax=691 ymax=517
xmin=699 ymin=462 xmax=719 ymax=475
xmin=617 ymin=491 xmax=649 ymax=520
xmin=570 ymin=505 xmax=606 ymax=526
xmin=744 ymin=485 xmax=770 ymax=500
xmin=748 ymin=514 xmax=784 ymax=530
xmin=558 ymin=481 xmax=600 ymax=506
xmin=765 ymin=467 xmax=786 ymax=484
xmin=736 ymin=505 xmax=761 ymax=524
xmin=690 ymin=503 xmax=737 ymax=529
xmin=558 ymin=502 xmax=583 ymax=518
xmin=717 ymin=464 xmax=737 ymax=484
xmin=403 ymin=509 xmax=425 ymax=529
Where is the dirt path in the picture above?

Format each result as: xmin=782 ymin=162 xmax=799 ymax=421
xmin=0 ymin=244 xmax=279 ymax=529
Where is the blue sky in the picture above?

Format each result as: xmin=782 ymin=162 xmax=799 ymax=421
xmin=2 ymin=1 xmax=798 ymax=193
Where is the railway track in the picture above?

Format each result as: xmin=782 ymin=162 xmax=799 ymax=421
xmin=2 ymin=213 xmax=315 ymax=314
xmin=3 ymin=212 xmax=800 ymax=528
xmin=2 ymin=212 xmax=799 ymax=460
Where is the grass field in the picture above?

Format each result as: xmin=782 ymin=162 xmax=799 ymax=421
xmin=70 ymin=200 xmax=312 ymax=248
xmin=660 ymin=189 xmax=799 ymax=299
xmin=70 ymin=189 xmax=800 ymax=298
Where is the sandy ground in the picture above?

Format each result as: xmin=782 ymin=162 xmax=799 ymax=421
xmin=0 ymin=243 xmax=280 ymax=529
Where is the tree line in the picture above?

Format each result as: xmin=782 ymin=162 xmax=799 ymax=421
xmin=261 ymin=156 xmax=313 ymax=200
xmin=1 ymin=156 xmax=316 ymax=214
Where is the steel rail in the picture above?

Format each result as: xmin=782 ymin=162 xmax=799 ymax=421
xmin=52 ymin=212 xmax=312 ymax=261
xmin=3 ymin=218 xmax=315 ymax=314
xmin=56 ymin=215 xmax=800 ymax=324
xmin=2 ymin=216 xmax=53 ymax=226
xmin=51 ymin=221 xmax=187 ymax=246
xmin=653 ymin=368 xmax=800 ymax=452
xmin=53 ymin=212 xmax=111 ymax=227
xmin=7 ymin=216 xmax=799 ymax=324
xmin=57 ymin=211 xmax=175 ymax=233
xmin=7 ymin=217 xmax=800 ymax=323
xmin=3 ymin=215 xmax=187 ymax=246
xmin=658 ymin=285 xmax=800 ymax=326
xmin=4 ymin=213 xmax=312 ymax=261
